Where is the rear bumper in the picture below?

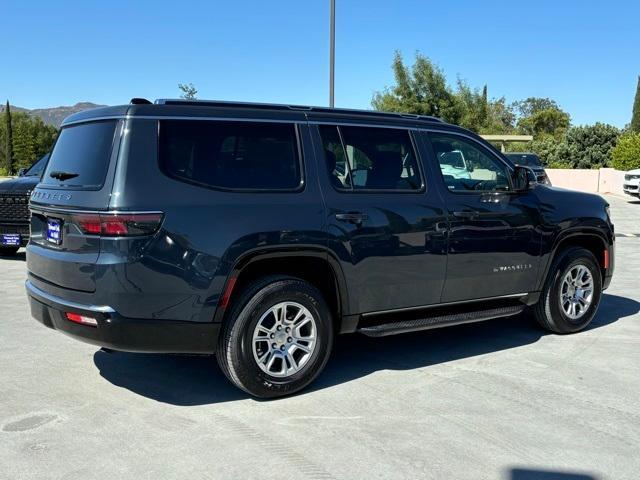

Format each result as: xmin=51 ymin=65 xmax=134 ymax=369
xmin=26 ymin=280 xmax=219 ymax=354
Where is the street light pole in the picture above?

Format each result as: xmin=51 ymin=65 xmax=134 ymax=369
xmin=329 ymin=0 xmax=335 ymax=108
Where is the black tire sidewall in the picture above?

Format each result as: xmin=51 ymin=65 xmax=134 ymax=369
xmin=222 ymin=277 xmax=333 ymax=398
xmin=546 ymin=249 xmax=602 ymax=333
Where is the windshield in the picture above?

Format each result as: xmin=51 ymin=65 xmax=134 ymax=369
xmin=41 ymin=120 xmax=117 ymax=189
xmin=506 ymin=153 xmax=542 ymax=167
xmin=24 ymin=153 xmax=50 ymax=177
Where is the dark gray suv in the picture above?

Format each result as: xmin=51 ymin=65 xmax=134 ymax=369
xmin=26 ymin=99 xmax=614 ymax=398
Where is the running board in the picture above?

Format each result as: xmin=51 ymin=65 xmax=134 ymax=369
xmin=357 ymin=305 xmax=525 ymax=337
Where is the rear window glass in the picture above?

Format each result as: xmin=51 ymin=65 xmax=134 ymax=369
xmin=42 ymin=121 xmax=117 ymax=188
xmin=159 ymin=120 xmax=301 ymax=190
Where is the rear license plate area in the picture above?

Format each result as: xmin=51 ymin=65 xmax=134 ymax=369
xmin=46 ymin=219 xmax=62 ymax=245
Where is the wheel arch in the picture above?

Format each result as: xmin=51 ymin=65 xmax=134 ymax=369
xmin=214 ymin=247 xmax=350 ymax=333
xmin=539 ymin=229 xmax=610 ymax=289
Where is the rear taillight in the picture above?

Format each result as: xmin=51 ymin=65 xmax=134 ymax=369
xmin=72 ymin=212 xmax=163 ymax=237
xmin=66 ymin=312 xmax=98 ymax=327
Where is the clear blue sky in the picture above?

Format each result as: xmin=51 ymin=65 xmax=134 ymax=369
xmin=3 ymin=0 xmax=639 ymax=127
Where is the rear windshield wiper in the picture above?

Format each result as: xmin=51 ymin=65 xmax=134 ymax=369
xmin=49 ymin=171 xmax=79 ymax=181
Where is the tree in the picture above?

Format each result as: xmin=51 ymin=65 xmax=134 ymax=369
xmin=528 ymin=123 xmax=619 ymax=169
xmin=178 ymin=83 xmax=198 ymax=100
xmin=0 ymin=110 xmax=57 ymax=174
xmin=527 ymin=136 xmax=574 ymax=168
xmin=513 ymin=97 xmax=560 ymax=118
xmin=484 ymin=97 xmax=516 ymax=134
xmin=372 ymin=51 xmax=461 ymax=124
xmin=372 ymin=52 xmax=517 ymax=134
xmin=611 ymin=131 xmax=640 ymax=170
xmin=4 ymin=101 xmax=13 ymax=175
xmin=455 ymin=79 xmax=491 ymax=132
xmin=565 ymin=123 xmax=619 ymax=168
xmin=517 ymin=107 xmax=570 ymax=138
xmin=481 ymin=85 xmax=488 ymax=122
xmin=631 ymin=76 xmax=640 ymax=133
xmin=513 ymin=97 xmax=570 ymax=139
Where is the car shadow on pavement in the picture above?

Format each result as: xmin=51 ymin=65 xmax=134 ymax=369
xmin=93 ymin=293 xmax=639 ymax=405
xmin=0 ymin=251 xmax=26 ymax=261
xmin=508 ymin=467 xmax=597 ymax=479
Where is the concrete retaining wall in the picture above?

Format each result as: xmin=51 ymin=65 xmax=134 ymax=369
xmin=546 ymin=168 xmax=626 ymax=195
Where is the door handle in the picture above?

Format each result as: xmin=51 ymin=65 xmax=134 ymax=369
xmin=335 ymin=212 xmax=368 ymax=225
xmin=452 ymin=210 xmax=479 ymax=220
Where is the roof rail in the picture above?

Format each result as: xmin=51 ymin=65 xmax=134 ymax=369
xmin=130 ymin=97 xmax=152 ymax=105
xmin=153 ymin=99 xmax=444 ymax=123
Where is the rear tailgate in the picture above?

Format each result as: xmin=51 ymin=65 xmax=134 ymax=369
xmin=28 ymin=119 xmax=122 ymax=292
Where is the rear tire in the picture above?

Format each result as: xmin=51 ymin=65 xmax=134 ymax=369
xmin=534 ymin=247 xmax=602 ymax=334
xmin=0 ymin=246 xmax=19 ymax=256
xmin=217 ymin=275 xmax=334 ymax=398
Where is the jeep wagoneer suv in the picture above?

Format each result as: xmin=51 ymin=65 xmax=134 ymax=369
xmin=26 ymin=99 xmax=615 ymax=398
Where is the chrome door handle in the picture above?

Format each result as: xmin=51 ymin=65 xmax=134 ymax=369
xmin=335 ymin=212 xmax=368 ymax=225
xmin=452 ymin=210 xmax=479 ymax=220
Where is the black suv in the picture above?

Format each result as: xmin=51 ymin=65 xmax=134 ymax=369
xmin=26 ymin=99 xmax=615 ymax=398
xmin=504 ymin=152 xmax=550 ymax=185
xmin=0 ymin=154 xmax=49 ymax=255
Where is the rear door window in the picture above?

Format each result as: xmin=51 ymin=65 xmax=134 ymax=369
xmin=159 ymin=120 xmax=302 ymax=190
xmin=41 ymin=121 xmax=117 ymax=189
xmin=319 ymin=125 xmax=423 ymax=191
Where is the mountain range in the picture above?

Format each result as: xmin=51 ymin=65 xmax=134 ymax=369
xmin=3 ymin=102 xmax=105 ymax=128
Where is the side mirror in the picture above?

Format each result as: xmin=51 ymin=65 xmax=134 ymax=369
xmin=17 ymin=168 xmax=27 ymax=177
xmin=512 ymin=165 xmax=537 ymax=191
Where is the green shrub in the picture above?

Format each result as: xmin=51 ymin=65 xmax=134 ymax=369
xmin=611 ymin=132 xmax=640 ymax=171
xmin=526 ymin=124 xmax=620 ymax=169
xmin=564 ymin=123 xmax=620 ymax=169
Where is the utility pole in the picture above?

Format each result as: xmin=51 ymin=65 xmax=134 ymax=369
xmin=329 ymin=0 xmax=335 ymax=108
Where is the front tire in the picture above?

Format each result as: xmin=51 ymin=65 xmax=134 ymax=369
xmin=217 ymin=275 xmax=334 ymax=398
xmin=534 ymin=247 xmax=602 ymax=334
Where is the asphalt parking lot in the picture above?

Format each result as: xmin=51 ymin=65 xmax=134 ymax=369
xmin=1 ymin=194 xmax=639 ymax=480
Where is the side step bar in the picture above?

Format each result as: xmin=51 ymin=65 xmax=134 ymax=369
xmin=357 ymin=305 xmax=525 ymax=337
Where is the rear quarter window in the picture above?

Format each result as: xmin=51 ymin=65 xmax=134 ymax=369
xmin=41 ymin=120 xmax=118 ymax=189
xmin=159 ymin=120 xmax=302 ymax=191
